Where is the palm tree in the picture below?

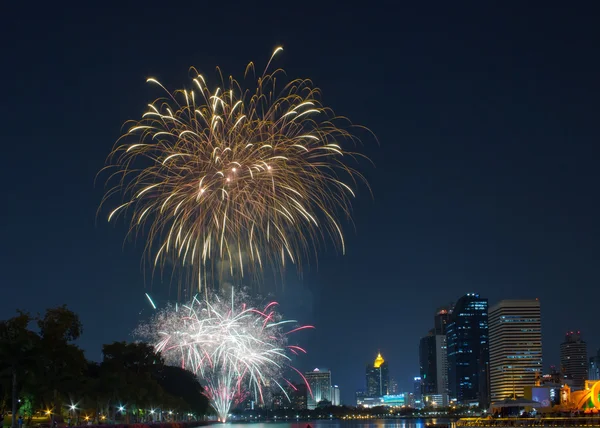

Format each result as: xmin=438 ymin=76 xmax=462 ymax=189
xmin=0 ymin=312 xmax=38 ymax=428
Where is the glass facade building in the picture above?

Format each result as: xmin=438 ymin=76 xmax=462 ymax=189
xmin=419 ymin=332 xmax=437 ymax=395
xmin=305 ymin=368 xmax=331 ymax=409
xmin=435 ymin=304 xmax=454 ymax=335
xmin=419 ymin=329 xmax=448 ymax=397
xmin=366 ymin=353 xmax=389 ymax=398
xmin=332 ymin=385 xmax=341 ymax=406
xmin=589 ymin=349 xmax=600 ymax=381
xmin=413 ymin=376 xmax=423 ymax=407
xmin=446 ymin=293 xmax=489 ymax=405
xmin=560 ymin=331 xmax=588 ymax=390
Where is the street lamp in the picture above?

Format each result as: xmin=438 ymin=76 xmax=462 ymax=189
xmin=68 ymin=404 xmax=77 ymax=427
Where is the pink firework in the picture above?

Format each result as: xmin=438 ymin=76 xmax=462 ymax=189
xmin=140 ymin=290 xmax=313 ymax=421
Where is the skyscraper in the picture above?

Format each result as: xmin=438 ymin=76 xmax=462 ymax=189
xmin=434 ymin=304 xmax=454 ymax=335
xmin=413 ymin=376 xmax=423 ymax=404
xmin=446 ymin=293 xmax=489 ymax=404
xmin=366 ymin=352 xmax=389 ymax=398
xmin=590 ymin=349 xmax=600 ymax=381
xmin=305 ymin=368 xmax=332 ymax=409
xmin=489 ymin=299 xmax=543 ymax=401
xmin=419 ymin=329 xmax=448 ymax=397
xmin=436 ymin=334 xmax=449 ymax=396
xmin=419 ymin=332 xmax=437 ymax=395
xmin=332 ymin=385 xmax=341 ymax=406
xmin=560 ymin=331 xmax=588 ymax=390
xmin=389 ymin=377 xmax=399 ymax=395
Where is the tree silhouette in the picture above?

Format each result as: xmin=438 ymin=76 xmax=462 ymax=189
xmin=0 ymin=312 xmax=38 ymax=428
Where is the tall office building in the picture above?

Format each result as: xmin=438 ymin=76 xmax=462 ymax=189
xmin=489 ymin=299 xmax=542 ymax=401
xmin=446 ymin=293 xmax=489 ymax=405
xmin=305 ymin=368 xmax=332 ymax=409
xmin=389 ymin=377 xmax=399 ymax=394
xmin=332 ymin=385 xmax=341 ymax=406
xmin=560 ymin=331 xmax=588 ymax=390
xmin=417 ymin=304 xmax=452 ymax=404
xmin=413 ymin=376 xmax=422 ymax=401
xmin=436 ymin=334 xmax=449 ymax=395
xmin=419 ymin=332 xmax=437 ymax=395
xmin=434 ymin=304 xmax=454 ymax=335
xmin=590 ymin=349 xmax=600 ymax=381
xmin=419 ymin=330 xmax=448 ymax=397
xmin=366 ymin=352 xmax=389 ymax=397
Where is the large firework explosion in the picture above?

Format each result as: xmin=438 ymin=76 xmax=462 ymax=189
xmin=138 ymin=291 xmax=313 ymax=422
xmin=100 ymin=47 xmax=371 ymax=292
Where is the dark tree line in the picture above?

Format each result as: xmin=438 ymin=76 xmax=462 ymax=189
xmin=0 ymin=306 xmax=208 ymax=428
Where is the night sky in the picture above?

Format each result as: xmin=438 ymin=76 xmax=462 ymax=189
xmin=3 ymin=3 xmax=600 ymax=405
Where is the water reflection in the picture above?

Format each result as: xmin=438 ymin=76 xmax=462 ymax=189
xmin=226 ymin=420 xmax=448 ymax=428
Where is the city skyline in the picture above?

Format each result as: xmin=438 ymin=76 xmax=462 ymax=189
xmin=3 ymin=2 xmax=600 ymax=407
xmin=309 ymin=294 xmax=595 ymax=406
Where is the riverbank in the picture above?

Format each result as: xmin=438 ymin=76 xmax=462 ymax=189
xmin=0 ymin=421 xmax=212 ymax=428
xmin=71 ymin=422 xmax=211 ymax=428
xmin=458 ymin=416 xmax=600 ymax=427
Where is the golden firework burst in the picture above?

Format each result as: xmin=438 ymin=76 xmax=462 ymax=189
xmin=100 ymin=47 xmax=372 ymax=292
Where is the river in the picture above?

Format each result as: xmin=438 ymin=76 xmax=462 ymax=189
xmin=223 ymin=420 xmax=454 ymax=428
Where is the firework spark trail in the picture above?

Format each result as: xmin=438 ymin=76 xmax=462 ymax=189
xmin=138 ymin=291 xmax=313 ymax=422
xmin=100 ymin=47 xmax=372 ymax=292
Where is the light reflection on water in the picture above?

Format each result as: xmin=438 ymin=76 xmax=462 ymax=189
xmin=225 ymin=420 xmax=448 ymax=428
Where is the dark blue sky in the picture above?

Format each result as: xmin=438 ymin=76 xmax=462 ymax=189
xmin=2 ymin=2 xmax=599 ymax=404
